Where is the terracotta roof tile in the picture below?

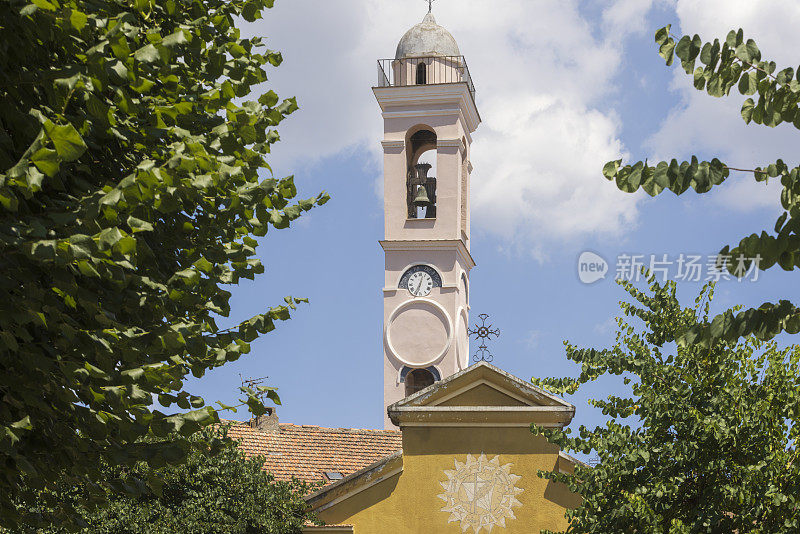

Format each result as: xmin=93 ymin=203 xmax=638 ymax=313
xmin=226 ymin=422 xmax=402 ymax=486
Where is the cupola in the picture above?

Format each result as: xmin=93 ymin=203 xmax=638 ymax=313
xmin=395 ymin=13 xmax=461 ymax=60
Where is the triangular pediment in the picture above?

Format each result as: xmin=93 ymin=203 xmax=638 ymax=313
xmin=436 ymin=382 xmax=527 ymax=407
xmin=387 ymin=362 xmax=575 ymax=428
xmin=393 ymin=361 xmax=572 ymax=409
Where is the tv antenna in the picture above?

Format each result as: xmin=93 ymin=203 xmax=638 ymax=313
xmin=240 ymin=375 xmax=270 ymax=402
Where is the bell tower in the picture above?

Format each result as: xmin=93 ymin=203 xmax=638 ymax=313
xmin=374 ymin=11 xmax=481 ymax=428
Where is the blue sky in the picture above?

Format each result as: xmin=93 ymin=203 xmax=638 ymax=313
xmin=188 ymin=0 xmax=800 ymax=436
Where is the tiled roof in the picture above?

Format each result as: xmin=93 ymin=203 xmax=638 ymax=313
xmin=226 ymin=422 xmax=402 ymax=486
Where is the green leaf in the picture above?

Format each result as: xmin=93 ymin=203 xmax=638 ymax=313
xmin=31 ymin=148 xmax=60 ymax=177
xmin=131 ymin=77 xmax=156 ymax=93
xmin=68 ymin=235 xmax=93 ymax=259
xmin=31 ymin=0 xmax=56 ymax=11
xmin=98 ymin=227 xmax=124 ymax=250
xmin=134 ymin=43 xmax=160 ymax=63
xmin=162 ymin=30 xmax=189 ymax=47
xmin=738 ymin=70 xmax=758 ymax=95
xmin=44 ymin=122 xmax=87 ymax=162
xmin=127 ymin=216 xmax=153 ymax=233
xmin=707 ymin=73 xmax=724 ymax=97
xmin=654 ymin=25 xmax=671 ymax=45
xmin=76 ymin=260 xmax=100 ymax=278
xmin=242 ymin=1 xmax=262 ymax=22
xmin=735 ymin=39 xmax=761 ymax=63
xmin=258 ymin=90 xmax=279 ymax=107
xmin=100 ymin=188 xmax=122 ymax=207
xmin=741 ymin=98 xmax=755 ymax=123
xmin=193 ymin=257 xmax=214 ymax=274
xmin=69 ymin=9 xmax=88 ymax=31
xmin=11 ymin=416 xmax=32 ymax=431
xmin=659 ymin=40 xmax=676 ymax=66
xmin=25 ymin=167 xmax=45 ymax=191
xmin=183 ymin=407 xmax=218 ymax=426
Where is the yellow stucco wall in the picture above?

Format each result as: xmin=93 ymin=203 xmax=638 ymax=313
xmin=317 ymin=426 xmax=578 ymax=534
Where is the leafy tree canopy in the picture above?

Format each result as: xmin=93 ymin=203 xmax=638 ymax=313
xmin=10 ymin=426 xmax=316 ymax=534
xmin=534 ymin=276 xmax=800 ymax=533
xmin=0 ymin=0 xmax=327 ymax=527
xmin=602 ymin=26 xmax=800 ymax=346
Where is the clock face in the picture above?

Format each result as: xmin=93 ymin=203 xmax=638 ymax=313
xmin=407 ymin=271 xmax=434 ymax=297
xmin=399 ymin=265 xmax=442 ymax=296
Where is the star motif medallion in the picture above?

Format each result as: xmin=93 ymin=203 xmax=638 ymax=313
xmin=438 ymin=454 xmax=524 ymax=533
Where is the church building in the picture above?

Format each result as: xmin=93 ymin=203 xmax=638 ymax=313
xmin=230 ymin=9 xmax=582 ymax=533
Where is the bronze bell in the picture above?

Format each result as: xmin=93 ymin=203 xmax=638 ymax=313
xmin=412 ymin=185 xmax=430 ymax=206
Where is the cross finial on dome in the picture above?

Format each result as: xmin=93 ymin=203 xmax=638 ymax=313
xmin=426 ymin=0 xmax=435 ymax=13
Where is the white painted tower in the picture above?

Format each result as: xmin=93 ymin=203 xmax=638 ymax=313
xmin=374 ymin=11 xmax=481 ymax=428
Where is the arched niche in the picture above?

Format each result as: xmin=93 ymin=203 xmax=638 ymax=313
xmin=405 ymin=125 xmax=437 ymax=166
xmin=416 ymin=61 xmax=427 ymax=85
xmin=405 ymin=126 xmax=438 ymax=219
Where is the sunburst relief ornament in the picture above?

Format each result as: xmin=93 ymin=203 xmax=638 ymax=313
xmin=438 ymin=453 xmax=524 ymax=533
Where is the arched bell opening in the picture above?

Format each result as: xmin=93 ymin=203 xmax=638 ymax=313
xmin=406 ymin=128 xmax=438 ymax=219
xmin=402 ymin=367 xmax=439 ymax=397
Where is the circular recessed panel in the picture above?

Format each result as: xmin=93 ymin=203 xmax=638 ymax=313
xmin=386 ymin=300 xmax=452 ymax=367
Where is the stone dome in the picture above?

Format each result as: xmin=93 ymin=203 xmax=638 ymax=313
xmin=395 ymin=13 xmax=461 ymax=60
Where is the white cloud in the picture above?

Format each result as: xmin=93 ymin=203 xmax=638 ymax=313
xmin=674 ymin=0 xmax=800 ymax=66
xmin=645 ymin=0 xmax=800 ymax=213
xmin=594 ymin=317 xmax=617 ymax=336
xmin=471 ymin=97 xmax=636 ymax=254
xmin=603 ymin=0 xmax=658 ymax=40
xmin=242 ymin=0 xmax=379 ymax=172
xmin=247 ymin=0 xmax=658 ymax=254
xmin=524 ymin=330 xmax=542 ymax=350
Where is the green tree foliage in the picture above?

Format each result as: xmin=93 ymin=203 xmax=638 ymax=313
xmin=0 ymin=0 xmax=328 ymax=527
xmin=601 ymin=25 xmax=800 ymax=346
xmin=12 ymin=426 xmax=316 ymax=534
xmin=533 ymin=276 xmax=800 ymax=533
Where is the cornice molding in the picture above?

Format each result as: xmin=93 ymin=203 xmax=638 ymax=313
xmin=382 ymin=108 xmax=461 ymax=119
xmin=437 ymin=138 xmax=466 ymax=154
xmin=305 ymin=452 xmax=403 ymax=513
xmin=373 ymin=83 xmax=481 ymax=133
xmin=388 ymin=406 xmax=576 ymax=427
xmin=381 ymin=108 xmax=472 ymax=145
xmin=380 ymin=239 xmax=476 ymax=270
xmin=381 ymin=140 xmax=405 ymax=150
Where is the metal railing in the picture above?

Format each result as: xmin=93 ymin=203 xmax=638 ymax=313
xmin=377 ymin=55 xmax=476 ymax=101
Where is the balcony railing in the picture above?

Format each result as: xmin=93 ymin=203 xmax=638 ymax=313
xmin=377 ymin=55 xmax=476 ymax=101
